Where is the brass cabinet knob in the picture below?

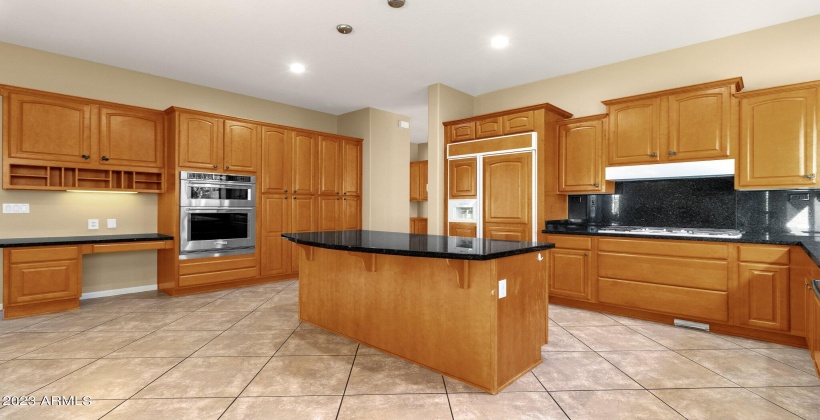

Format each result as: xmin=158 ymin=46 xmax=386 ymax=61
xmin=584 ymin=253 xmax=589 ymax=256
xmin=593 ymin=183 xmax=600 ymax=188
xmin=804 ymin=173 xmax=816 ymax=179
xmin=225 ymin=165 xmax=230 ymax=170
xmin=668 ymin=151 xmax=677 ymax=156
xmin=81 ymin=154 xmax=91 ymax=160
xmin=649 ymin=152 xmax=657 ymax=157
xmin=101 ymin=156 xmax=110 ymax=161
xmin=212 ymin=164 xmax=218 ymax=169
xmin=284 ymin=189 xmax=288 ymax=193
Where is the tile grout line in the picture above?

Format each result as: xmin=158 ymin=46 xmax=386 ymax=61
xmin=441 ymin=375 xmax=455 ymax=420
xmin=530 ymin=365 xmax=571 ymax=419
xmin=335 ymin=343 xmax=360 ymax=420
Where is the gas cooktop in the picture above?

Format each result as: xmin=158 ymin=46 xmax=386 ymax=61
xmin=595 ymin=226 xmax=743 ymax=239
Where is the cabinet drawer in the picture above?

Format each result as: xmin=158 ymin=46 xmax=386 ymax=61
xmin=738 ymin=245 xmax=790 ymax=265
xmin=598 ymin=278 xmax=728 ymax=322
xmin=9 ymin=246 xmax=80 ymax=264
xmin=179 ymin=255 xmax=257 ymax=276
xmin=91 ymin=241 xmax=172 ymax=254
xmin=598 ymin=238 xmax=728 ymax=259
xmin=598 ymin=253 xmax=728 ymax=291
xmin=545 ymin=235 xmax=592 ymax=250
xmin=179 ymin=267 xmax=259 ymax=288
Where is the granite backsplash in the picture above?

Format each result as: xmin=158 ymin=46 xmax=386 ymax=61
xmin=567 ymin=176 xmax=820 ymax=233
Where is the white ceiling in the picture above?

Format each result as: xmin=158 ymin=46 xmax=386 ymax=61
xmin=1 ymin=1 xmax=819 ymax=143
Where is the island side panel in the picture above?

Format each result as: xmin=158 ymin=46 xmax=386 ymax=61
xmin=297 ymin=246 xmax=498 ymax=392
xmin=495 ymin=251 xmax=548 ymax=389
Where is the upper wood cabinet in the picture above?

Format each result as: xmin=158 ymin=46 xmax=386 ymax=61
xmin=341 ymin=138 xmax=362 ymax=196
xmin=260 ymin=126 xmax=291 ymax=194
xmin=99 ymin=106 xmax=163 ymax=168
xmin=476 ymin=117 xmax=502 ymax=138
xmin=449 ymin=158 xmax=477 ymax=198
xmin=735 ymin=81 xmax=819 ymax=189
xmin=176 ymin=111 xmax=258 ymax=174
xmin=410 ymin=160 xmax=428 ymax=201
xmin=410 ymin=217 xmax=428 ymax=234
xmin=557 ymin=114 xmax=612 ymax=194
xmin=444 ymin=104 xmax=568 ymax=144
xmin=502 ymin=111 xmax=536 ymax=134
xmin=449 ymin=122 xmax=476 ymax=142
xmin=318 ymin=136 xmax=341 ymax=195
xmin=603 ymin=78 xmax=742 ymax=166
xmin=483 ymin=152 xmax=532 ymax=241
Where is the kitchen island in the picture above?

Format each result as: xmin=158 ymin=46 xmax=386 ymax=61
xmin=282 ymin=230 xmax=553 ymax=394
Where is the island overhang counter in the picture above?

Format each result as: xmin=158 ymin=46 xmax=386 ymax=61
xmin=282 ymin=230 xmax=553 ymax=394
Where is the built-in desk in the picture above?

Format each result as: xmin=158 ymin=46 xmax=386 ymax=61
xmin=283 ymin=230 xmax=553 ymax=394
xmin=1 ymin=234 xmax=173 ymax=319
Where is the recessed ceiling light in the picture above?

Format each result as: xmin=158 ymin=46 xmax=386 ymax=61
xmin=290 ymin=63 xmax=306 ymax=74
xmin=337 ymin=24 xmax=353 ymax=34
xmin=491 ymin=35 xmax=509 ymax=49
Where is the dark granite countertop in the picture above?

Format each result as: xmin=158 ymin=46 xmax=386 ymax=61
xmin=282 ymin=230 xmax=553 ymax=261
xmin=542 ymin=222 xmax=820 ymax=267
xmin=0 ymin=233 xmax=174 ymax=248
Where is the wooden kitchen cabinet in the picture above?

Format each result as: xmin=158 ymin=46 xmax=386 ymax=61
xmin=2 ymin=85 xmax=166 ymax=192
xmin=807 ymin=273 xmax=820 ymax=376
xmin=557 ymin=114 xmax=612 ymax=194
xmin=260 ymin=126 xmax=290 ymax=194
xmin=449 ymin=122 xmax=476 ymax=142
xmin=3 ymin=246 xmax=81 ymax=318
xmin=736 ymin=245 xmax=791 ymax=332
xmin=99 ymin=106 xmax=164 ymax=168
xmin=318 ymin=195 xmax=342 ymax=231
xmin=341 ymin=138 xmax=362 ymax=196
xmin=603 ymin=78 xmax=741 ymax=166
xmin=319 ymin=136 xmax=341 ymax=196
xmin=261 ymin=194 xmax=290 ymax=277
xmin=176 ymin=110 xmax=258 ymax=174
xmin=476 ymin=117 xmax=502 ymax=138
xmin=483 ymin=152 xmax=532 ymax=240
xmin=449 ymin=222 xmax=477 ymax=237
xmin=291 ymin=131 xmax=318 ymax=195
xmin=341 ymin=195 xmax=362 ymax=230
xmin=546 ymin=235 xmax=594 ymax=302
xmin=735 ymin=81 xmax=820 ymax=189
xmin=410 ymin=217 xmax=428 ymax=234
xmin=410 ymin=160 xmax=428 ymax=201
xmin=449 ymin=158 xmax=477 ymax=198
xmin=502 ymin=110 xmax=536 ymax=134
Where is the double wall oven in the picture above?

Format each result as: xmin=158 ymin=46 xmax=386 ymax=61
xmin=179 ymin=171 xmax=256 ymax=259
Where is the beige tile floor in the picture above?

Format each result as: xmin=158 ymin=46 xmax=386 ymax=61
xmin=0 ymin=281 xmax=818 ymax=419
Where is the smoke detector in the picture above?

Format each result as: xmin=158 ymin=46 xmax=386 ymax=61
xmin=388 ymin=0 xmax=405 ymax=8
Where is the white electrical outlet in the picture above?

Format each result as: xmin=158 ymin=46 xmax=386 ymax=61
xmin=107 ymin=219 xmax=117 ymax=229
xmin=2 ymin=203 xmax=29 ymax=213
xmin=88 ymin=219 xmax=99 ymax=230
xmin=498 ymin=279 xmax=507 ymax=299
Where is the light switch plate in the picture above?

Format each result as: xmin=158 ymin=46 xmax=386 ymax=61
xmin=498 ymin=279 xmax=507 ymax=299
xmin=3 ymin=203 xmax=29 ymax=213
xmin=107 ymin=219 xmax=117 ymax=229
xmin=88 ymin=219 xmax=99 ymax=230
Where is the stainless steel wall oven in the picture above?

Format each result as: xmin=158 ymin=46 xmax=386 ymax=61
xmin=179 ymin=171 xmax=256 ymax=259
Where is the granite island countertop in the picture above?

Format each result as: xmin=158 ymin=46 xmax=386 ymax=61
xmin=0 ymin=233 xmax=174 ymax=248
xmin=543 ymin=222 xmax=820 ymax=267
xmin=282 ymin=230 xmax=553 ymax=261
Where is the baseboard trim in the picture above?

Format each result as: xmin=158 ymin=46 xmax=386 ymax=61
xmin=81 ymin=284 xmax=158 ymax=300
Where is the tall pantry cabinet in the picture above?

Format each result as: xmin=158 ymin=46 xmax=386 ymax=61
xmin=158 ymin=108 xmax=363 ymax=296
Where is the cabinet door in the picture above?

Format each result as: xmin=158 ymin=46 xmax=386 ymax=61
xmin=483 ymin=223 xmax=529 ymax=241
xmin=737 ymin=263 xmax=790 ymax=331
xmin=410 ymin=161 xmax=421 ymax=201
xmin=291 ymin=131 xmax=317 ymax=195
xmin=8 ymin=93 xmax=92 ymax=163
xmin=811 ymin=289 xmax=820 ymax=376
xmin=290 ymin=195 xmax=316 ymax=271
xmin=260 ymin=126 xmax=291 ymax=194
xmin=6 ymin=247 xmax=81 ymax=306
xmin=502 ymin=111 xmax=535 ymax=134
xmin=178 ymin=113 xmax=221 ymax=170
xmin=550 ymin=249 xmax=593 ymax=301
xmin=558 ymin=118 xmax=606 ymax=193
xmin=668 ymin=87 xmax=732 ymax=161
xmin=483 ymin=152 xmax=532 ymax=239
xmin=318 ymin=136 xmax=341 ymax=195
xmin=341 ymin=139 xmax=362 ymax=196
xmin=476 ymin=117 xmax=502 ymax=138
xmin=416 ymin=218 xmax=428 ymax=234
xmin=449 ymin=158 xmax=477 ymax=199
xmin=99 ymin=106 xmax=164 ymax=168
xmin=607 ymin=98 xmax=662 ymax=165
xmin=421 ymin=161 xmax=428 ymax=200
xmin=449 ymin=122 xmax=475 ymax=142
xmin=737 ymin=87 xmax=818 ymax=188
xmin=318 ymin=195 xmax=342 ymax=231
xmin=223 ymin=120 xmax=258 ymax=173
xmin=448 ymin=222 xmax=477 ymax=238
xmin=342 ymin=195 xmax=362 ymax=230
xmin=261 ymin=194 xmax=290 ymax=277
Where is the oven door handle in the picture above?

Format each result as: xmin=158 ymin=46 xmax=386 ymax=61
xmin=183 ymin=207 xmax=254 ymax=212
xmin=183 ymin=181 xmax=255 ymax=188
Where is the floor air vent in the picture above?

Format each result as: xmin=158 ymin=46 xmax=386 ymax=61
xmin=673 ymin=319 xmax=710 ymax=331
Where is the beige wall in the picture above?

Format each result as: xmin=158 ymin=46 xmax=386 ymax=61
xmin=0 ymin=41 xmax=338 ymax=297
xmin=427 ymin=84 xmax=476 ymax=235
xmin=339 ymin=108 xmax=411 ymax=232
xmin=475 ymin=15 xmax=820 ymax=118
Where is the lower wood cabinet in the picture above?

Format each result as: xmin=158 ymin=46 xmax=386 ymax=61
xmin=4 ymin=247 xmax=81 ymax=312
xmin=550 ymin=249 xmax=592 ymax=302
xmin=737 ymin=263 xmax=790 ymax=331
xmin=178 ymin=254 xmax=259 ymax=288
xmin=808 ymin=279 xmax=820 ymax=376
